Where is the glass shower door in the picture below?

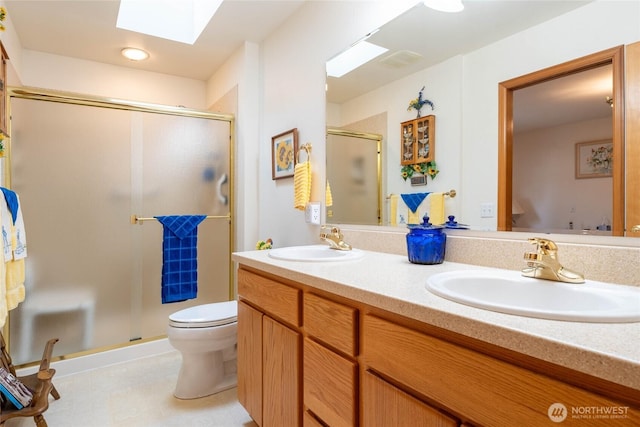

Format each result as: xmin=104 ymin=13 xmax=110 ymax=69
xmin=8 ymin=95 xmax=232 ymax=364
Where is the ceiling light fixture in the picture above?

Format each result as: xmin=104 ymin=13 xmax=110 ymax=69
xmin=122 ymin=47 xmax=149 ymax=61
xmin=423 ymin=0 xmax=464 ymax=13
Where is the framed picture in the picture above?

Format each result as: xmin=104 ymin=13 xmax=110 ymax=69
xmin=575 ymin=139 xmax=613 ymax=179
xmin=271 ymin=128 xmax=298 ymax=180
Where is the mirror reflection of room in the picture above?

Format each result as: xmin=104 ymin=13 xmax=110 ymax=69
xmin=512 ymin=64 xmax=613 ymax=235
xmin=326 ymin=129 xmax=382 ymax=226
xmin=325 ymin=1 xmax=638 ymax=236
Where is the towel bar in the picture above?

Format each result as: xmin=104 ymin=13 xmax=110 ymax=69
xmin=130 ymin=214 xmax=230 ymax=224
xmin=386 ymin=189 xmax=457 ymax=199
xmin=297 ymin=143 xmax=312 ymax=163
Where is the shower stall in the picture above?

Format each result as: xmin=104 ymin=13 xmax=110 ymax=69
xmin=5 ymin=88 xmax=234 ymax=364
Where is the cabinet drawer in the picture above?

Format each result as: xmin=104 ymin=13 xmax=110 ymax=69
xmin=304 ymin=338 xmax=357 ymax=427
xmin=304 ymin=293 xmax=357 ymax=356
xmin=363 ymin=370 xmax=457 ymax=427
xmin=238 ymin=268 xmax=301 ymax=327
xmin=362 ymin=315 xmax=638 ymax=426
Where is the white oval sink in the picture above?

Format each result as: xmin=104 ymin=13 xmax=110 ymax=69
xmin=426 ymin=270 xmax=640 ymax=323
xmin=268 ymin=245 xmax=364 ymax=262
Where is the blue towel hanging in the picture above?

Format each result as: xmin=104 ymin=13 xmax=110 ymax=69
xmin=401 ymin=192 xmax=430 ymax=213
xmin=155 ymin=215 xmax=207 ymax=304
xmin=0 ymin=188 xmax=19 ymax=225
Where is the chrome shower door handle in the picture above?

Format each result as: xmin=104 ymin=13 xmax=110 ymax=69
xmin=217 ymin=173 xmax=228 ymax=205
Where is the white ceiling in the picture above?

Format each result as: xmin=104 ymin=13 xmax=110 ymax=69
xmin=324 ymin=0 xmax=613 ymax=132
xmin=4 ymin=0 xmax=306 ymax=81
xmin=326 ymin=1 xmax=592 ymax=104
xmin=4 ymin=0 xmax=610 ymax=132
xmin=513 ymin=64 xmax=613 ymax=134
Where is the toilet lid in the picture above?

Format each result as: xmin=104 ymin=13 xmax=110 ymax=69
xmin=169 ymin=300 xmax=238 ymax=328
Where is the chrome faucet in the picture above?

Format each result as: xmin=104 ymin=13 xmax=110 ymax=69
xmin=320 ymin=225 xmax=352 ymax=251
xmin=522 ymin=237 xmax=584 ymax=284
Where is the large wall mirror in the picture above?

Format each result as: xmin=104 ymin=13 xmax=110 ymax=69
xmin=326 ymin=1 xmax=639 ymax=238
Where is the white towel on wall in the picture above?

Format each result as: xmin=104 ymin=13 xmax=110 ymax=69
xmin=0 ymin=189 xmax=27 ymax=315
xmin=1 ymin=193 xmax=27 ymax=261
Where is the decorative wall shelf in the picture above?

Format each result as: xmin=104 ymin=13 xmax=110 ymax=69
xmin=401 ymin=115 xmax=435 ymax=165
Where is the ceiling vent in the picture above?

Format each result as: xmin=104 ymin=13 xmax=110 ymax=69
xmin=378 ymin=50 xmax=423 ymax=68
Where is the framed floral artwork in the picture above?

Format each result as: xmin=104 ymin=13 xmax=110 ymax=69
xmin=575 ymin=139 xmax=613 ymax=179
xmin=271 ymin=128 xmax=298 ymax=180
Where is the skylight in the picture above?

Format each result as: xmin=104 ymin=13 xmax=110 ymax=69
xmin=326 ymin=41 xmax=389 ymax=78
xmin=117 ymin=0 xmax=223 ymax=45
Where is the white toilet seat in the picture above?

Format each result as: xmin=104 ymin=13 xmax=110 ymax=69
xmin=169 ymin=301 xmax=237 ymax=328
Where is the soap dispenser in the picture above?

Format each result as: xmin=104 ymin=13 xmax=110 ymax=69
xmin=406 ymin=214 xmax=446 ymax=265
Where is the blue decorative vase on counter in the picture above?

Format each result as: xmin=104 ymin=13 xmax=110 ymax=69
xmin=406 ymin=215 xmax=446 ymax=265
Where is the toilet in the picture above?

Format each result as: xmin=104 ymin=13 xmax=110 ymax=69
xmin=167 ymin=300 xmax=238 ymax=399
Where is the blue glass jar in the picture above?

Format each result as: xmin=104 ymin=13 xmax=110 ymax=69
xmin=406 ymin=215 xmax=446 ymax=265
xmin=444 ymin=215 xmax=469 ymax=229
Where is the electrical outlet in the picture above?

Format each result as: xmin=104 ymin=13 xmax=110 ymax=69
xmin=305 ymin=202 xmax=321 ymax=224
xmin=480 ymin=202 xmax=495 ymax=218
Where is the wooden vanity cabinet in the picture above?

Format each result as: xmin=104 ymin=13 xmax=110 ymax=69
xmin=237 ymin=265 xmax=638 ymax=427
xmin=237 ymin=269 xmax=302 ymax=427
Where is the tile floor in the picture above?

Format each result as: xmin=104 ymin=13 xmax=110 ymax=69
xmin=6 ymin=351 xmax=257 ymax=427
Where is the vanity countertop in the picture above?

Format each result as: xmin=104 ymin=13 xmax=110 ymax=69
xmin=233 ymin=248 xmax=640 ymax=391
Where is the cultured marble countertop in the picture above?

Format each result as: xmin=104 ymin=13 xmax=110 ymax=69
xmin=232 ymin=248 xmax=640 ymax=391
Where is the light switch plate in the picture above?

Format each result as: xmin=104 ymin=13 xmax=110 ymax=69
xmin=480 ymin=202 xmax=495 ymax=218
xmin=305 ymin=202 xmax=321 ymax=224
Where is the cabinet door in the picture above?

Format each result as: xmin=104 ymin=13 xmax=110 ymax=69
xmin=415 ymin=115 xmax=435 ymax=163
xmin=363 ymin=371 xmax=458 ymax=427
xmin=263 ymin=316 xmax=301 ymax=427
xmin=237 ymin=301 xmax=263 ymax=425
xmin=401 ymin=120 xmax=416 ymax=165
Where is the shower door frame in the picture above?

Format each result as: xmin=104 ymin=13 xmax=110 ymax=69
xmin=4 ymin=86 xmax=236 ymax=357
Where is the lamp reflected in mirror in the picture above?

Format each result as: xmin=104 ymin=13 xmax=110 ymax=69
xmin=512 ymin=199 xmax=525 ymax=226
xmin=423 ymin=0 xmax=464 ymax=13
